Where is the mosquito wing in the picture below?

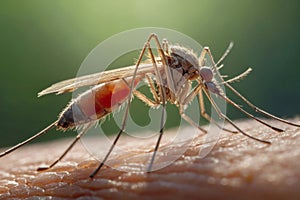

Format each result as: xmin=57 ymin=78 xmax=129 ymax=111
xmin=38 ymin=63 xmax=161 ymax=97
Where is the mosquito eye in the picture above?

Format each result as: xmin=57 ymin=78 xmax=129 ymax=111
xmin=200 ymin=66 xmax=213 ymax=82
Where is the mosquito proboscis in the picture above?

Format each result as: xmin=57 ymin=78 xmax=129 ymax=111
xmin=0 ymin=34 xmax=299 ymax=178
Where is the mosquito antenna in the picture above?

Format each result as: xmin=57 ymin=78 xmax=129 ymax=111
xmin=217 ymin=64 xmax=224 ymax=70
xmin=222 ymin=67 xmax=252 ymax=84
xmin=0 ymin=120 xmax=58 ymax=157
xmin=216 ymin=42 xmax=234 ymax=66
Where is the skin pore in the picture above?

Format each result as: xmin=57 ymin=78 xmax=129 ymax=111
xmin=0 ymin=118 xmax=300 ymax=199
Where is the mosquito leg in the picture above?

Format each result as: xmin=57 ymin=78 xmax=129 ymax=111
xmin=133 ymin=90 xmax=160 ymax=107
xmin=145 ymin=34 xmax=168 ymax=102
xmin=129 ymin=75 xmax=167 ymax=173
xmin=170 ymin=79 xmax=207 ymax=133
xmin=198 ymin=90 xmax=238 ymax=133
xmin=219 ymin=94 xmax=284 ymax=132
xmin=224 ymin=82 xmax=300 ymax=127
xmin=89 ymin=128 xmax=124 ymax=178
xmin=144 ymin=41 xmax=167 ymax=106
xmin=116 ymin=39 xmax=167 ymax=173
xmin=0 ymin=120 xmax=57 ymax=158
xmin=132 ymin=74 xmax=161 ymax=104
xmin=122 ymin=76 xmax=160 ymax=107
xmin=176 ymin=78 xmax=235 ymax=133
xmin=181 ymin=81 xmax=203 ymax=106
xmin=177 ymin=83 xmax=208 ymax=134
xmin=179 ymin=106 xmax=207 ymax=134
xmin=145 ymin=42 xmax=167 ymax=173
xmin=146 ymin=115 xmax=165 ymax=172
xmin=145 ymin=74 xmax=160 ymax=103
xmin=203 ymin=89 xmax=271 ymax=144
xmin=90 ymin=35 xmax=168 ymax=177
xmin=37 ymin=123 xmax=93 ymax=171
xmin=90 ymin=39 xmax=154 ymax=178
xmin=147 ymin=34 xmax=176 ymax=101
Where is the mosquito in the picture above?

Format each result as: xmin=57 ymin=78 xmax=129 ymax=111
xmin=0 ymin=34 xmax=299 ymax=178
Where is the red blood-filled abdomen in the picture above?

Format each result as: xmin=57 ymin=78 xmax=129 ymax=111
xmin=57 ymin=76 xmax=142 ymax=128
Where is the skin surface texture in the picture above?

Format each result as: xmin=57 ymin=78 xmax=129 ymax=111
xmin=0 ymin=118 xmax=300 ymax=199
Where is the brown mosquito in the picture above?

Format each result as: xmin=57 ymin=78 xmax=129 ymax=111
xmin=0 ymin=34 xmax=299 ymax=178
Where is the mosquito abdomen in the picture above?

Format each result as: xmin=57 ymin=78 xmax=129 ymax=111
xmin=57 ymin=76 xmax=142 ymax=129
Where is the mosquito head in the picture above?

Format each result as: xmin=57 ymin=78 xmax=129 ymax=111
xmin=199 ymin=66 xmax=221 ymax=95
xmin=199 ymin=66 xmax=213 ymax=82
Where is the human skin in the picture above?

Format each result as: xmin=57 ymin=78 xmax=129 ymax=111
xmin=0 ymin=118 xmax=299 ymax=199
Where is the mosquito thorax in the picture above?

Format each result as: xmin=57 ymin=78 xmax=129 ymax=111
xmin=169 ymin=45 xmax=200 ymax=80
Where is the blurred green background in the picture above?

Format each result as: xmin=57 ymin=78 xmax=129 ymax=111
xmin=0 ymin=0 xmax=299 ymax=148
